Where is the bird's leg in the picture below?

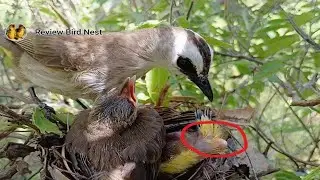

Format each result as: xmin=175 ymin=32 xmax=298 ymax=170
xmin=28 ymin=87 xmax=56 ymax=116
xmin=28 ymin=87 xmax=67 ymax=133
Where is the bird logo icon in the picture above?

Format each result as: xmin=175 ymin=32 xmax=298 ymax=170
xmin=5 ymin=24 xmax=26 ymax=41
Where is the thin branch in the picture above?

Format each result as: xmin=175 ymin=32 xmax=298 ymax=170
xmin=258 ymin=92 xmax=277 ymax=125
xmin=0 ymin=87 xmax=33 ymax=104
xmin=249 ymin=125 xmax=320 ymax=166
xmin=280 ymin=6 xmax=320 ymax=51
xmin=131 ymin=0 xmax=138 ymax=12
xmin=252 ymin=168 xmax=280 ymax=179
xmin=169 ymin=0 xmax=174 ymax=25
xmin=307 ymin=144 xmax=318 ymax=162
xmin=291 ymin=98 xmax=320 ymax=107
xmin=186 ymin=0 xmax=194 ymax=21
xmin=0 ymin=104 xmax=40 ymax=134
xmin=271 ymin=83 xmax=318 ymax=146
xmin=215 ymin=51 xmax=264 ymax=65
xmin=263 ymin=142 xmax=273 ymax=157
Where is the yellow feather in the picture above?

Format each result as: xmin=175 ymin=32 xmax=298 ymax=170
xmin=199 ymin=113 xmax=229 ymax=139
xmin=160 ymin=110 xmax=229 ymax=174
xmin=160 ymin=150 xmax=200 ymax=173
xmin=7 ymin=27 xmax=16 ymax=40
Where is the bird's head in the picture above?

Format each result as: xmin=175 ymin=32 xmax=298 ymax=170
xmin=91 ymin=76 xmax=138 ymax=129
xmin=17 ymin=24 xmax=25 ymax=31
xmin=170 ymin=28 xmax=214 ymax=101
xmin=8 ymin=24 xmax=15 ymax=30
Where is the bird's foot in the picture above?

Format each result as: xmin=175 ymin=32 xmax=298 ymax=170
xmin=38 ymin=102 xmax=56 ymax=121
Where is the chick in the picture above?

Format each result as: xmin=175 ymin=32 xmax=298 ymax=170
xmin=65 ymin=76 xmax=165 ymax=180
xmin=15 ymin=24 xmax=26 ymax=40
xmin=160 ymin=109 xmax=228 ymax=174
xmin=6 ymin=24 xmax=16 ymax=40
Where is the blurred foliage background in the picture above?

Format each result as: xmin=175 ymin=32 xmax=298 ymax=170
xmin=0 ymin=0 xmax=320 ymax=179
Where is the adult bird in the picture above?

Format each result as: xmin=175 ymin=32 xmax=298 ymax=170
xmin=65 ymin=76 xmax=166 ymax=180
xmin=0 ymin=27 xmax=214 ymax=103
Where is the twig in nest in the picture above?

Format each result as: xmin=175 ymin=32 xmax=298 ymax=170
xmin=291 ymin=98 xmax=320 ymax=107
xmin=250 ymin=168 xmax=280 ymax=179
xmin=0 ymin=160 xmax=31 ymax=179
xmin=170 ymin=96 xmax=198 ymax=103
xmin=156 ymin=83 xmax=170 ymax=107
xmin=0 ymin=163 xmax=18 ymax=180
xmin=187 ymin=161 xmax=205 ymax=180
xmin=0 ymin=104 xmax=41 ymax=134
xmin=0 ymin=126 xmax=18 ymax=140
xmin=61 ymin=146 xmax=76 ymax=178
xmin=3 ymin=142 xmax=36 ymax=160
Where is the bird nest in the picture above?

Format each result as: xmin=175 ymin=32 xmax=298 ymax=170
xmin=0 ymin=105 xmax=273 ymax=180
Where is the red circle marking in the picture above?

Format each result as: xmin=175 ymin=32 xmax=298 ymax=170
xmin=180 ymin=120 xmax=248 ymax=158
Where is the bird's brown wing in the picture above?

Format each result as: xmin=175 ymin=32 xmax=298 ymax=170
xmin=121 ymin=107 xmax=166 ymax=180
xmin=64 ymin=110 xmax=96 ymax=178
xmin=13 ymin=33 xmax=100 ymax=71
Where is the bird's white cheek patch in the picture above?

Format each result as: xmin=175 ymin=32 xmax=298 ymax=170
xmin=173 ymin=32 xmax=188 ymax=57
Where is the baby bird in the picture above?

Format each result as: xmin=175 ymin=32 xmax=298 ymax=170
xmin=65 ymin=76 xmax=166 ymax=180
xmin=160 ymin=109 xmax=228 ymax=174
xmin=6 ymin=24 xmax=16 ymax=40
xmin=15 ymin=24 xmax=26 ymax=40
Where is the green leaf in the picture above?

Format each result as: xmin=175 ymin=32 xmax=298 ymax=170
xmin=32 ymin=108 xmax=62 ymax=135
xmin=151 ymin=0 xmax=168 ymax=12
xmin=97 ymin=17 xmax=122 ymax=25
xmin=304 ymin=167 xmax=320 ymax=180
xmin=313 ymin=52 xmax=320 ymax=70
xmin=176 ymin=16 xmax=190 ymax=28
xmin=136 ymin=20 xmax=163 ymax=29
xmin=260 ymin=35 xmax=299 ymax=57
xmin=274 ymin=170 xmax=301 ymax=180
xmin=234 ymin=61 xmax=252 ymax=74
xmin=293 ymin=11 xmax=315 ymax=26
xmin=255 ymin=19 xmax=288 ymax=36
xmin=254 ymin=60 xmax=285 ymax=81
xmin=39 ymin=7 xmax=57 ymax=18
xmin=145 ymin=68 xmax=169 ymax=104
xmin=204 ymin=36 xmax=232 ymax=49
xmin=55 ymin=112 xmax=75 ymax=125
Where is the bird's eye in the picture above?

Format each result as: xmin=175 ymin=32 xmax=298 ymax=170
xmin=176 ymin=56 xmax=197 ymax=75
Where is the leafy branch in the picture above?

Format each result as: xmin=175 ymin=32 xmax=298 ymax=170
xmin=215 ymin=51 xmax=264 ymax=65
xmin=280 ymin=6 xmax=320 ymax=51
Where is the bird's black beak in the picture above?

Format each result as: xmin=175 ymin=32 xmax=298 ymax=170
xmin=189 ymin=75 xmax=213 ymax=101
